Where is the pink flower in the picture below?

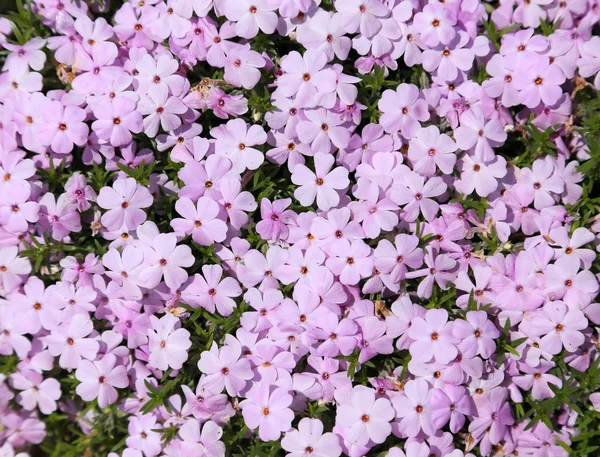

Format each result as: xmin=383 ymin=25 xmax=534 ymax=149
xmin=456 ymin=154 xmax=507 ymax=198
xmin=220 ymin=178 xmax=258 ymax=230
xmin=37 ymin=101 xmax=89 ymax=154
xmin=378 ymin=83 xmax=429 ymax=138
xmin=3 ymin=37 xmax=46 ymax=73
xmin=282 ymin=418 xmax=342 ymax=457
xmin=527 ymin=301 xmax=587 ymax=355
xmin=0 ymin=247 xmax=30 ymax=294
xmin=256 ymin=198 xmax=295 ymax=242
xmin=179 ymin=155 xmax=233 ymax=200
xmin=514 ymin=56 xmax=566 ymax=108
xmin=183 ymin=265 xmax=242 ymax=316
xmin=177 ymin=420 xmax=225 ymax=457
xmin=545 ymin=255 xmax=599 ymax=307
xmin=97 ymin=178 xmax=153 ymax=231
xmin=336 ymin=385 xmax=394 ymax=446
xmin=224 ymin=44 xmax=265 ymax=89
xmin=453 ymin=311 xmax=500 ymax=359
xmin=147 ymin=314 xmax=192 ymax=371
xmin=297 ymin=108 xmax=351 ymax=153
xmin=391 ymin=378 xmax=433 ymax=437
xmin=469 ymin=387 xmax=514 ymax=444
xmin=408 ymin=308 xmax=458 ymax=364
xmin=102 ymin=245 xmax=145 ymax=300
xmin=65 ymin=172 xmax=97 ymax=211
xmin=292 ymin=153 xmax=350 ymax=211
xmin=454 ymin=108 xmax=507 ymax=162
xmin=45 ymin=314 xmax=99 ymax=370
xmin=71 ymin=47 xmax=123 ymax=96
xmin=138 ymin=233 xmax=194 ymax=290
xmin=75 ymin=354 xmax=128 ymax=408
xmin=171 ymin=197 xmax=227 ymax=246
xmin=277 ymin=50 xmax=337 ymax=108
xmin=390 ymin=173 xmax=447 ymax=222
xmin=374 ymin=234 xmax=423 ymax=284
xmin=578 ymin=36 xmax=600 ymax=90
xmin=198 ymin=341 xmax=253 ymax=396
xmin=126 ymin=415 xmax=163 ymax=457
xmin=150 ymin=0 xmax=193 ymax=40
xmin=349 ymin=183 xmax=398 ymax=239
xmin=296 ymin=9 xmax=351 ymax=61
xmin=309 ymin=310 xmax=358 ymax=357
xmin=240 ymin=384 xmax=294 ymax=441
xmin=413 ymin=3 xmax=457 ymax=47
xmin=0 ymin=307 xmax=31 ymax=358
xmin=357 ymin=316 xmax=393 ymax=363
xmin=512 ymin=360 xmax=562 ymax=400
xmin=138 ymin=86 xmax=188 ymax=137
xmin=135 ymin=54 xmax=186 ymax=96
xmin=224 ymin=0 xmax=277 ymax=38
xmin=422 ymin=34 xmax=474 ymax=82
xmin=10 ymin=370 xmax=61 ymax=415
xmin=408 ymin=125 xmax=458 ymax=176
xmin=213 ymin=118 xmax=267 ymax=173
xmin=334 ymin=0 xmax=389 ymax=37
xmin=38 ymin=193 xmax=80 ymax=240
xmin=326 ymin=240 xmax=373 ymax=286
xmin=0 ymin=184 xmax=39 ymax=234
xmin=91 ymin=97 xmax=143 ymax=147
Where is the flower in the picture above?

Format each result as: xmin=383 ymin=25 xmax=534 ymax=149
xmin=197 ymin=341 xmax=253 ymax=396
xmin=91 ymin=97 xmax=143 ymax=147
xmin=240 ymin=384 xmax=294 ymax=441
xmin=147 ymin=314 xmax=192 ymax=371
xmin=378 ymin=83 xmax=429 ymax=138
xmin=183 ymin=265 xmax=242 ymax=316
xmin=213 ymin=118 xmax=267 ymax=173
xmin=10 ymin=370 xmax=61 ymax=415
xmin=281 ymin=418 xmax=342 ymax=457
xmin=171 ymin=197 xmax=227 ymax=246
xmin=407 ymin=308 xmax=458 ymax=364
xmin=97 ymin=178 xmax=153 ymax=231
xmin=292 ymin=153 xmax=350 ymax=211
xmin=75 ymin=354 xmax=129 ymax=408
xmin=45 ymin=314 xmax=99 ymax=370
xmin=336 ymin=385 xmax=394 ymax=445
xmin=408 ymin=125 xmax=458 ymax=176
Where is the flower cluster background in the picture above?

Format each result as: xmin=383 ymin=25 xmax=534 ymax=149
xmin=1 ymin=0 xmax=600 ymax=456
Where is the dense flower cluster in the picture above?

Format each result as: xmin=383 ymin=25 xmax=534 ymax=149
xmin=0 ymin=0 xmax=600 ymax=456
